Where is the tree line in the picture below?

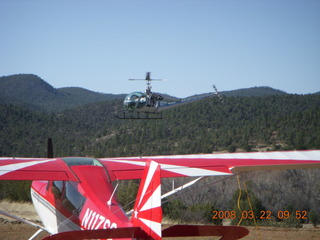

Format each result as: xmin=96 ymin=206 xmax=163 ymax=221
xmin=0 ymin=94 xmax=319 ymax=226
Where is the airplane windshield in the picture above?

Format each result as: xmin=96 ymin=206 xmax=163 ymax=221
xmin=64 ymin=181 xmax=86 ymax=215
xmin=61 ymin=157 xmax=111 ymax=182
xmin=62 ymin=157 xmax=103 ymax=167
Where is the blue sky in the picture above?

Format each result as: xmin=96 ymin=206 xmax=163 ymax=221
xmin=1 ymin=0 xmax=319 ymax=97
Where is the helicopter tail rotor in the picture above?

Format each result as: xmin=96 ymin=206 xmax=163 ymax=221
xmin=213 ymin=84 xmax=224 ymax=103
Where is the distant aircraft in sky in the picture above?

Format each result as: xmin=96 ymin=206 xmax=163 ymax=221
xmin=117 ymin=72 xmax=222 ymax=119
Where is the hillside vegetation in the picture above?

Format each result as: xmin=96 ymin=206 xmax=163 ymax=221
xmin=0 ymin=74 xmax=319 ymax=226
xmin=0 ymin=74 xmax=294 ymax=112
xmin=1 ymin=94 xmax=319 ymax=157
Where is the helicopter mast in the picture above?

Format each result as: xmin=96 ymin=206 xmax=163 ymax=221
xmin=129 ymin=72 xmax=163 ymax=95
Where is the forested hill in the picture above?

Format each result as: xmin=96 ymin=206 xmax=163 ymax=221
xmin=1 ymin=93 xmax=319 ymax=158
xmin=0 ymin=74 xmax=124 ymax=112
xmin=1 ymin=85 xmax=320 ymax=223
xmin=222 ymin=86 xmax=286 ymax=96
xmin=1 ymin=73 xmax=310 ymax=113
xmin=1 ymin=73 xmax=319 ymax=158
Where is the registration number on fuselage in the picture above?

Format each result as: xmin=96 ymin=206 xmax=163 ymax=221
xmin=81 ymin=208 xmax=117 ymax=230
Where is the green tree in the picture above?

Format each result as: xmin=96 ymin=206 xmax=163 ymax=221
xmin=309 ymin=210 xmax=319 ymax=227
xmin=116 ymin=180 xmax=139 ymax=211
xmin=163 ymin=199 xmax=187 ymax=221
xmin=230 ymin=188 xmax=266 ymax=226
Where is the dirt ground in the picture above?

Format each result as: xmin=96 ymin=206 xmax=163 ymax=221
xmin=1 ymin=220 xmax=319 ymax=240
xmin=0 ymin=201 xmax=319 ymax=240
xmin=0 ymin=220 xmax=48 ymax=240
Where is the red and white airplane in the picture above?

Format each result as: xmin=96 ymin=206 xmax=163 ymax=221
xmin=1 ymin=150 xmax=320 ymax=240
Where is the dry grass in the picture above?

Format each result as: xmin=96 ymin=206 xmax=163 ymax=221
xmin=0 ymin=200 xmax=40 ymax=221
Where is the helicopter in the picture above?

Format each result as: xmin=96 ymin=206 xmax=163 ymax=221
xmin=116 ymin=72 xmax=222 ymax=119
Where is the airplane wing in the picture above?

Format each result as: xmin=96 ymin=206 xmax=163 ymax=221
xmin=99 ymin=150 xmax=320 ymax=181
xmin=0 ymin=158 xmax=78 ymax=181
xmin=1 ymin=150 xmax=320 ymax=182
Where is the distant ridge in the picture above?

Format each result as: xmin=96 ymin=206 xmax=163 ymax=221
xmin=184 ymin=86 xmax=286 ymax=102
xmin=0 ymin=74 xmax=57 ymax=95
xmin=0 ymin=74 xmax=314 ymax=112
xmin=222 ymin=86 xmax=287 ymax=97
xmin=0 ymin=74 xmax=62 ymax=111
xmin=0 ymin=74 xmax=123 ymax=112
xmin=58 ymin=87 xmax=125 ymax=102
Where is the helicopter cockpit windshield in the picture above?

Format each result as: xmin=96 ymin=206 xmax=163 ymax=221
xmin=123 ymin=92 xmax=147 ymax=111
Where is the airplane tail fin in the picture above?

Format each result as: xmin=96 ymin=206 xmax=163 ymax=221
xmin=131 ymin=160 xmax=162 ymax=240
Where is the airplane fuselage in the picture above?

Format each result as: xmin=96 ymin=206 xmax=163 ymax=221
xmin=31 ymin=158 xmax=132 ymax=235
xmin=2 ymin=151 xmax=320 ymax=240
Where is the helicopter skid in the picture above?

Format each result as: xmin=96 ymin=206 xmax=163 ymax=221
xmin=116 ymin=111 xmax=162 ymax=120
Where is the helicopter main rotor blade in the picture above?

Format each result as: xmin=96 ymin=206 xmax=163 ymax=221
xmin=129 ymin=79 xmax=163 ymax=81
